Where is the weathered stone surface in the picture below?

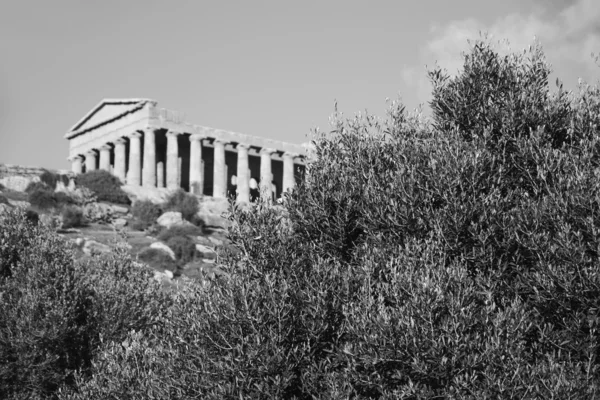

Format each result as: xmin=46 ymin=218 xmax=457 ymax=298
xmin=150 ymin=241 xmax=176 ymax=260
xmin=111 ymin=205 xmax=129 ymax=214
xmin=153 ymin=269 xmax=173 ymax=282
xmin=0 ymin=176 xmax=39 ymax=192
xmin=121 ymin=185 xmax=170 ymax=204
xmin=208 ymin=236 xmax=224 ymax=247
xmin=157 ymin=211 xmax=183 ymax=228
xmin=112 ymin=218 xmax=128 ymax=229
xmin=195 ymin=244 xmax=217 ymax=260
xmin=82 ymin=240 xmax=111 ymax=256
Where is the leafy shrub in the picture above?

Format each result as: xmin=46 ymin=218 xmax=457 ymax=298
xmin=0 ymin=194 xmax=9 ymax=205
xmin=0 ymin=209 xmax=169 ymax=399
xmin=157 ymin=224 xmax=203 ymax=242
xmin=165 ymin=235 xmax=196 ymax=264
xmin=131 ymin=199 xmax=162 ymax=231
xmin=164 ymin=189 xmax=199 ymax=222
xmin=25 ymin=180 xmax=50 ymax=193
xmin=61 ymin=205 xmax=85 ymax=229
xmin=24 ymin=209 xmax=39 ymax=225
xmin=137 ymin=247 xmax=178 ymax=273
xmin=0 ymin=182 xmax=4 ymax=190
xmin=39 ymin=169 xmax=61 ymax=189
xmin=27 ymin=186 xmax=56 ymax=210
xmin=69 ymin=187 xmax=97 ymax=206
xmin=54 ymin=191 xmax=77 ymax=207
xmin=76 ymin=170 xmax=131 ymax=205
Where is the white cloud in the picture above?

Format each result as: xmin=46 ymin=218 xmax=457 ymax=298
xmin=403 ymin=0 xmax=600 ymax=106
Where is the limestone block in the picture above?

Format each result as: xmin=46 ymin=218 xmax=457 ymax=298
xmin=111 ymin=204 xmax=129 ymax=214
xmin=156 ymin=211 xmax=184 ymax=228
xmin=112 ymin=218 xmax=128 ymax=229
xmin=0 ymin=175 xmax=39 ymax=192
xmin=195 ymin=244 xmax=217 ymax=260
xmin=150 ymin=241 xmax=176 ymax=260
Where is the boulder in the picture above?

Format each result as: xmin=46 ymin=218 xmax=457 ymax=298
xmin=208 ymin=236 xmax=224 ymax=247
xmin=0 ymin=175 xmax=39 ymax=192
xmin=82 ymin=240 xmax=111 ymax=256
xmin=196 ymin=244 xmax=217 ymax=260
xmin=153 ymin=269 xmax=173 ymax=282
xmin=112 ymin=218 xmax=128 ymax=229
xmin=157 ymin=211 xmax=184 ymax=228
xmin=111 ymin=205 xmax=129 ymax=214
xmin=150 ymin=241 xmax=176 ymax=260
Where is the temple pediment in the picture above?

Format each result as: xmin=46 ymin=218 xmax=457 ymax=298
xmin=64 ymin=98 xmax=154 ymax=139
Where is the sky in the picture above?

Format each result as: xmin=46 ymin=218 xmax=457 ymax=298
xmin=0 ymin=0 xmax=598 ymax=170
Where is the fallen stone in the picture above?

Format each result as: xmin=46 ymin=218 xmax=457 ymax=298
xmin=195 ymin=236 xmax=213 ymax=246
xmin=112 ymin=218 xmax=128 ymax=229
xmin=82 ymin=240 xmax=111 ymax=256
xmin=208 ymin=236 xmax=224 ymax=247
xmin=150 ymin=241 xmax=176 ymax=260
xmin=197 ymin=212 xmax=232 ymax=229
xmin=157 ymin=211 xmax=183 ymax=228
xmin=196 ymin=244 xmax=217 ymax=260
xmin=153 ymin=270 xmax=173 ymax=282
xmin=0 ymin=175 xmax=39 ymax=192
xmin=56 ymin=227 xmax=81 ymax=234
xmin=111 ymin=205 xmax=129 ymax=214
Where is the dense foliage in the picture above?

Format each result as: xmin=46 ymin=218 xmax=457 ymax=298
xmin=76 ymin=170 xmax=131 ymax=205
xmin=40 ymin=169 xmax=69 ymax=189
xmin=2 ymin=38 xmax=600 ymax=398
xmin=164 ymin=189 xmax=200 ymax=223
xmin=130 ymin=199 xmax=162 ymax=231
xmin=0 ymin=210 xmax=170 ymax=399
xmin=61 ymin=205 xmax=86 ymax=229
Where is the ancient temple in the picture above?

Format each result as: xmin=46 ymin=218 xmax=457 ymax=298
xmin=64 ymin=99 xmax=307 ymax=202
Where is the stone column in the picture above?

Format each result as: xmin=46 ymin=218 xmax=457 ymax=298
xmin=157 ymin=162 xmax=165 ymax=188
xmin=213 ymin=139 xmax=227 ymax=198
xmin=85 ymin=150 xmax=97 ymax=172
xmin=127 ymin=131 xmax=142 ymax=186
xmin=236 ymin=143 xmax=250 ymax=203
xmin=69 ymin=155 xmax=83 ymax=174
xmin=166 ymin=130 xmax=180 ymax=190
xmin=99 ymin=144 xmax=111 ymax=171
xmin=142 ymin=127 xmax=156 ymax=188
xmin=282 ymin=152 xmax=297 ymax=193
xmin=113 ymin=138 xmax=127 ymax=183
xmin=260 ymin=148 xmax=275 ymax=201
xmin=189 ymin=133 xmax=204 ymax=195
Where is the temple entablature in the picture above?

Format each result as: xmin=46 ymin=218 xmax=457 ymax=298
xmin=64 ymin=98 xmax=307 ymax=202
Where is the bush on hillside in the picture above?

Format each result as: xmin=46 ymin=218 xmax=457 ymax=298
xmin=76 ymin=170 xmax=131 ymax=205
xmin=54 ymin=191 xmax=77 ymax=207
xmin=61 ymin=205 xmax=85 ymax=229
xmin=39 ymin=169 xmax=67 ymax=189
xmin=165 ymin=235 xmax=196 ymax=264
xmin=0 ymin=183 xmax=4 ymax=190
xmin=0 ymin=209 xmax=169 ymax=399
xmin=27 ymin=185 xmax=56 ymax=210
xmin=0 ymin=194 xmax=9 ymax=205
xmin=136 ymin=247 xmax=178 ymax=273
xmin=131 ymin=199 xmax=162 ymax=231
xmin=157 ymin=224 xmax=203 ymax=242
xmin=24 ymin=209 xmax=39 ymax=225
xmin=25 ymin=180 xmax=50 ymax=193
xmin=164 ymin=189 xmax=199 ymax=222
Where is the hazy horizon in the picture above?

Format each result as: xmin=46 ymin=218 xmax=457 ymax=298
xmin=1 ymin=0 xmax=598 ymax=170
